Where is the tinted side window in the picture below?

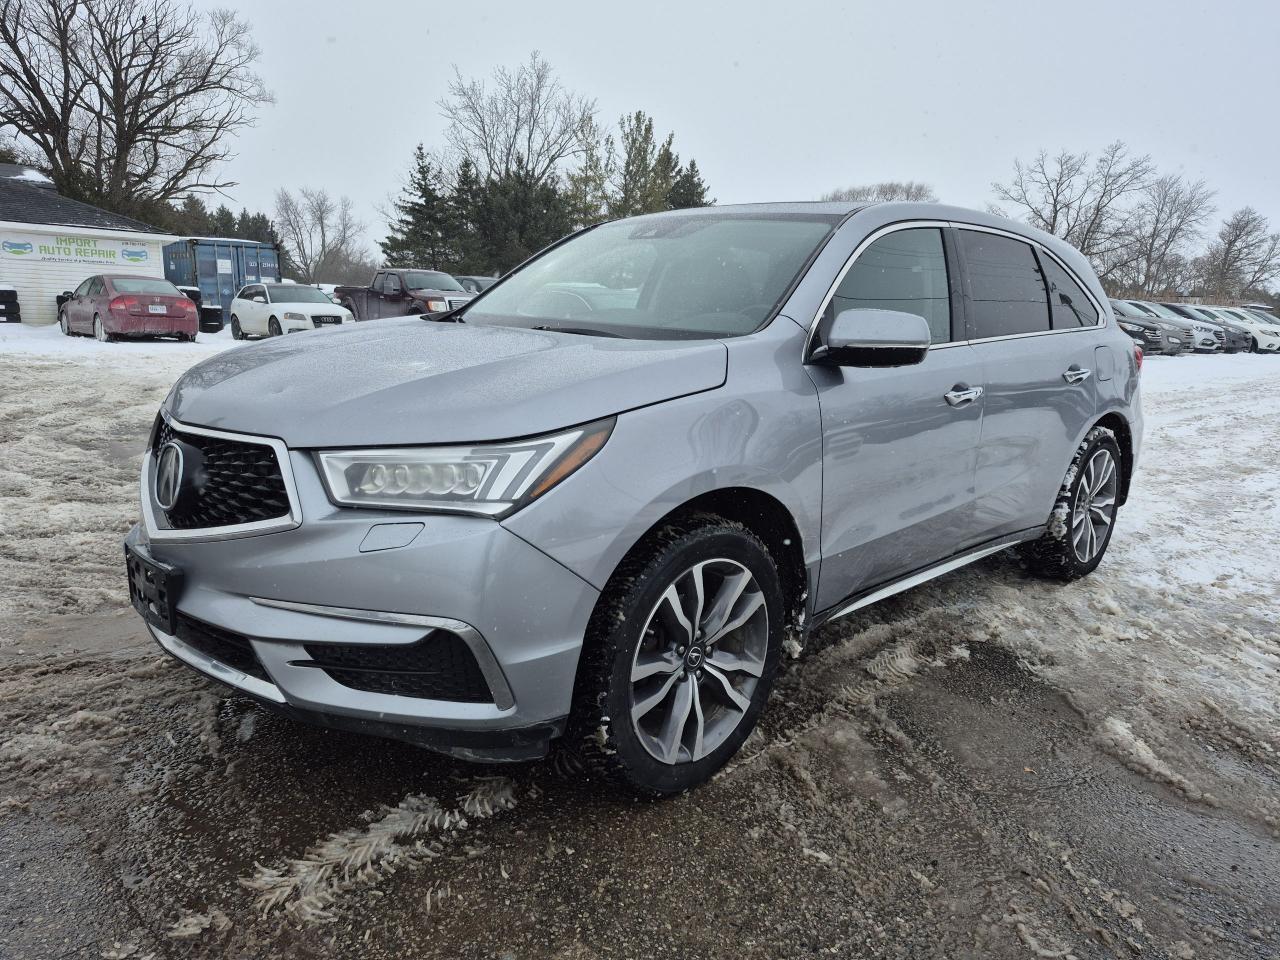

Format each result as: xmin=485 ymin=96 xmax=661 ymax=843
xmin=88 ymin=277 xmax=105 ymax=296
xmin=371 ymin=272 xmax=386 ymax=293
xmin=1042 ymin=257 xmax=1099 ymax=328
xmin=829 ymin=228 xmax=951 ymax=343
xmin=384 ymin=272 xmax=403 ymax=294
xmin=73 ymin=278 xmax=92 ymax=296
xmin=959 ymin=230 xmax=1049 ymax=338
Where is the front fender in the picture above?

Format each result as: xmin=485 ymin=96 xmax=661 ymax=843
xmin=501 ymin=324 xmax=823 ymax=594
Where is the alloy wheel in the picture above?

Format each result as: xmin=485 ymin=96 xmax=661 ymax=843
xmin=59 ymin=312 xmax=69 ymax=335
xmin=1071 ymin=448 xmax=1117 ymax=563
xmin=94 ymin=315 xmax=107 ymax=342
xmin=628 ymin=558 xmax=768 ymax=765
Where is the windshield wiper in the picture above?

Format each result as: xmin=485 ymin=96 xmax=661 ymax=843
xmin=532 ymin=324 xmax=622 ymax=338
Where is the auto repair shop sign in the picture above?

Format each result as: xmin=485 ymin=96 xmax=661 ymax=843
xmin=0 ymin=231 xmax=157 ymax=266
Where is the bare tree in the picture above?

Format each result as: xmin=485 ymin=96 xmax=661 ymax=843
xmin=1109 ymin=175 xmax=1215 ymax=297
xmin=439 ymin=51 xmax=597 ymax=186
xmin=274 ymin=188 xmax=365 ymax=284
xmin=0 ymin=0 xmax=270 ymax=216
xmin=819 ymin=181 xmax=937 ymax=202
xmin=1198 ymin=208 xmax=1280 ymax=299
xmin=992 ymin=142 xmax=1153 ymax=276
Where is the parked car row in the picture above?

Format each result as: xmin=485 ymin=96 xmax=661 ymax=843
xmin=1110 ymin=299 xmax=1280 ymax=355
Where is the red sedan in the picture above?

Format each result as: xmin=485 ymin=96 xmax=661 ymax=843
xmin=58 ymin=275 xmax=199 ymax=342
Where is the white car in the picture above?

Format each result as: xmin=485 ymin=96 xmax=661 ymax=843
xmin=1206 ymin=306 xmax=1280 ymax=353
xmin=229 ymin=283 xmax=355 ymax=339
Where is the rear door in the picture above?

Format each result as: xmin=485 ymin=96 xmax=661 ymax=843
xmin=958 ymin=228 xmax=1099 ymax=539
xmin=809 ymin=224 xmax=988 ymax=611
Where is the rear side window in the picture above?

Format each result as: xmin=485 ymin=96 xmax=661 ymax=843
xmin=959 ymin=230 xmax=1049 ymax=338
xmin=830 ymin=227 xmax=952 ymax=343
xmin=1041 ymin=257 xmax=1099 ymax=328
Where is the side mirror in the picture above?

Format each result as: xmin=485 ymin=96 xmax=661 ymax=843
xmin=809 ymin=308 xmax=931 ymax=367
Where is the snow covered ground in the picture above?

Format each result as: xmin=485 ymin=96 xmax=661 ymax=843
xmin=1 ymin=339 xmax=1278 ymax=958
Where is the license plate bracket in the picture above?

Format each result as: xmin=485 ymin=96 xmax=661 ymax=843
xmin=125 ymin=542 xmax=184 ymax=635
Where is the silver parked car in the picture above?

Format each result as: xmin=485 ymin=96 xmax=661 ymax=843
xmin=125 ymin=202 xmax=1143 ymax=795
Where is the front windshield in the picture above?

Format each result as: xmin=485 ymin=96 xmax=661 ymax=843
xmin=266 ymin=284 xmax=331 ymax=303
xmin=460 ymin=212 xmax=838 ymax=339
xmin=403 ymin=271 xmax=464 ymax=291
xmin=1134 ymin=301 xmax=1183 ymax=321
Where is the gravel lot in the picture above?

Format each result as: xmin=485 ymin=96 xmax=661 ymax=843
xmin=1 ymin=327 xmax=1278 ymax=959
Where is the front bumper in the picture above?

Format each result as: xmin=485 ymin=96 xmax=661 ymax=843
xmin=127 ymin=457 xmax=601 ymax=760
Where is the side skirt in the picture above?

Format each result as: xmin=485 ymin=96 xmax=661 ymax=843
xmin=811 ymin=528 xmax=1041 ymax=630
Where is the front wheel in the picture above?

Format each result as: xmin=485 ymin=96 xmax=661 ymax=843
xmin=571 ymin=517 xmax=784 ymax=796
xmin=230 ymin=315 xmax=245 ymax=340
xmin=1019 ymin=428 xmax=1122 ymax=581
xmin=59 ymin=311 xmax=70 ymax=336
xmin=268 ymin=317 xmax=281 ymax=337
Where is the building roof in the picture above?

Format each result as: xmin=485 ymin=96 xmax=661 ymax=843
xmin=0 ymin=173 xmax=162 ymax=235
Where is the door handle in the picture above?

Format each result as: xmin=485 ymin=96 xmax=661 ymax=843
xmin=1062 ymin=366 xmax=1092 ymax=384
xmin=944 ymin=385 xmax=984 ymax=407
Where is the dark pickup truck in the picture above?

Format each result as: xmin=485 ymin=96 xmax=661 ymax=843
xmin=334 ymin=269 xmax=474 ymax=321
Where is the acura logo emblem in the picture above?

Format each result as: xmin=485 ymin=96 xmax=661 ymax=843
xmin=685 ymin=647 xmax=704 ymax=668
xmin=155 ymin=441 xmax=184 ymax=511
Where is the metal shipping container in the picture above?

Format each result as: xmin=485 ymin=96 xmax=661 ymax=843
xmin=163 ymin=237 xmax=282 ymax=330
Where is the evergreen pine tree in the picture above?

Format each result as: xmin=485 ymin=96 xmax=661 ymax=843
xmin=210 ymin=204 xmax=238 ymax=237
xmin=382 ymin=145 xmax=454 ymax=268
xmin=667 ymin=159 xmax=712 ymax=209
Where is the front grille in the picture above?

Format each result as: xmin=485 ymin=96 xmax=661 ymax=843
xmin=1213 ymin=330 xmax=1226 ymax=344
xmin=446 ymin=297 xmax=469 ymax=311
xmin=302 ymin=631 xmax=493 ymax=703
xmin=175 ymin=614 xmax=272 ymax=683
xmin=312 ymin=315 xmax=342 ymax=325
xmin=153 ymin=418 xmax=290 ymax=530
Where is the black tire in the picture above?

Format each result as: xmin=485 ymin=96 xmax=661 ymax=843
xmin=1019 ymin=427 xmax=1123 ymax=581
xmin=569 ymin=515 xmax=785 ymax=796
xmin=59 ymin=311 xmax=70 ymax=336
xmin=1251 ymin=337 xmax=1261 ymax=354
xmin=231 ymin=315 xmax=244 ymax=340
xmin=268 ymin=317 xmax=281 ymax=337
xmin=93 ymin=314 xmax=112 ymax=342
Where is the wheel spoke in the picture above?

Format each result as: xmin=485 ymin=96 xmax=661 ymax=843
xmin=654 ymin=677 xmax=695 ymax=763
xmin=706 ymin=591 xmax=765 ymax=646
xmin=699 ymin=568 xmax=752 ymax=639
xmin=631 ymin=650 xmax=681 ymax=682
xmin=702 ymin=664 xmax=751 ymax=713
xmin=689 ymin=682 xmax=706 ymax=761
xmin=706 ymin=648 xmax=764 ymax=678
xmin=1089 ymin=505 xmax=1112 ymax=527
xmin=1091 ymin=454 xmax=1115 ymax=495
xmin=632 ymin=670 xmax=682 ymax=722
xmin=657 ymin=584 xmax=694 ymax=646
xmin=1072 ymin=513 xmax=1090 ymax=553
xmin=686 ymin=563 xmax=707 ymax=642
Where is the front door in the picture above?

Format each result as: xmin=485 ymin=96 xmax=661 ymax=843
xmin=956 ymin=228 xmax=1099 ymax=538
xmin=66 ymin=278 xmax=93 ymax=331
xmin=808 ymin=225 xmax=987 ymax=612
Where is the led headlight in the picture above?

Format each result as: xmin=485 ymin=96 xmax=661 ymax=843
xmin=316 ymin=419 xmax=614 ymax=517
xmin=1118 ymin=321 xmax=1143 ymax=333
xmin=1158 ymin=322 xmax=1179 ymax=332
xmin=424 ymin=298 xmax=448 ymax=312
xmin=283 ymin=311 xmax=308 ymax=324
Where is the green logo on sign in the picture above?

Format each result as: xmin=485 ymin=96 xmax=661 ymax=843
xmin=2 ymin=241 xmax=33 ymax=256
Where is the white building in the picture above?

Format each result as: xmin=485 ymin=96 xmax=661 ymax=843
xmin=0 ymin=164 xmax=175 ymax=326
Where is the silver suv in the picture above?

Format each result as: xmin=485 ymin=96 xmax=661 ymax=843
xmin=125 ymin=202 xmax=1143 ymax=795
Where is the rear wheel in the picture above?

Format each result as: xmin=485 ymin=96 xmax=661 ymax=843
xmin=93 ymin=314 xmax=110 ymax=342
xmin=1019 ymin=428 xmax=1122 ymax=581
xmin=571 ymin=517 xmax=784 ymax=796
xmin=268 ymin=317 xmax=281 ymax=337
xmin=231 ymin=315 xmax=245 ymax=340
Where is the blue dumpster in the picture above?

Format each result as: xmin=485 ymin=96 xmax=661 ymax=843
xmin=163 ymin=238 xmax=283 ymax=331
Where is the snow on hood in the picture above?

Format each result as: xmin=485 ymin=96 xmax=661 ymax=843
xmin=166 ymin=317 xmax=728 ymax=447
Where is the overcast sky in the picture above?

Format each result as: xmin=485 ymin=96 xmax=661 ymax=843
xmin=200 ymin=0 xmax=1280 ymax=253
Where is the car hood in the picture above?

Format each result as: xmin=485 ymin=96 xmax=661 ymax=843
xmin=166 ymin=318 xmax=728 ymax=447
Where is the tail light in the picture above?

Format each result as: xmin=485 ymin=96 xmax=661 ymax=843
xmin=1134 ymin=344 xmax=1144 ymax=372
xmin=181 ymin=299 xmax=197 ymax=316
xmin=108 ymin=295 xmax=139 ymax=316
